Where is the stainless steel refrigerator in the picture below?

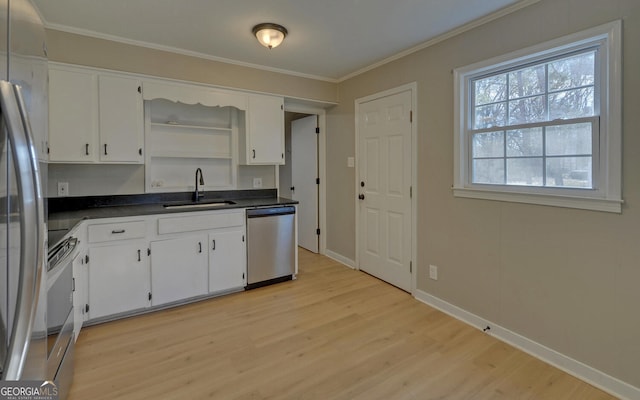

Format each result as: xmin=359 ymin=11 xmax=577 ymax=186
xmin=0 ymin=0 xmax=48 ymax=381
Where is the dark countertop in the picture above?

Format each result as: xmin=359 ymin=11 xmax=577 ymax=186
xmin=47 ymin=189 xmax=297 ymax=248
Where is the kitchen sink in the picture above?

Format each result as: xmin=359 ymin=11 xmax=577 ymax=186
xmin=163 ymin=200 xmax=236 ymax=210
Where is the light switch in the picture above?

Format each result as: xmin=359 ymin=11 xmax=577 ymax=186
xmin=347 ymin=157 xmax=355 ymax=168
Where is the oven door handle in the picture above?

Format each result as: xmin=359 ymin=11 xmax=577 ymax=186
xmin=49 ymin=238 xmax=78 ymax=274
xmin=0 ymin=81 xmax=45 ymax=380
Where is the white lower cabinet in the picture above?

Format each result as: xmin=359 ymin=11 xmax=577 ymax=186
xmin=209 ymin=229 xmax=246 ymax=293
xmin=150 ymin=235 xmax=209 ymax=306
xmin=88 ymin=241 xmax=150 ymax=320
xmin=77 ymin=209 xmax=248 ymax=327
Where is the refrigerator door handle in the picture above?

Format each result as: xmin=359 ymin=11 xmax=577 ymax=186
xmin=0 ymin=81 xmax=45 ymax=380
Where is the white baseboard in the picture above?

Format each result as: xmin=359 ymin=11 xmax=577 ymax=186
xmin=324 ymin=250 xmax=355 ymax=269
xmin=414 ymin=289 xmax=639 ymax=400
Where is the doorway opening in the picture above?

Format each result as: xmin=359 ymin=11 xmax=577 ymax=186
xmin=279 ymin=109 xmax=325 ymax=254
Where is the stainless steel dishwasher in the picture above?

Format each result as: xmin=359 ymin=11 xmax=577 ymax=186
xmin=246 ymin=206 xmax=296 ymax=289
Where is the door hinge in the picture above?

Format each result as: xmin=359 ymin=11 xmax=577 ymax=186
xmin=72 ymin=278 xmax=76 ymax=292
xmin=148 ymin=292 xmax=152 ymax=301
xmin=147 ymin=248 xmax=151 ymax=256
xmin=85 ymin=255 xmax=90 ymax=264
xmin=281 ymin=104 xmax=283 ymax=110
xmin=85 ymin=304 xmax=90 ymax=313
xmin=242 ymin=235 xmax=245 ymax=242
xmin=139 ymin=148 xmax=143 ymax=156
xmin=316 ymin=177 xmax=320 ymax=185
xmin=316 ymin=228 xmax=320 ymax=235
xmin=315 ymin=127 xmax=320 ymax=134
xmin=47 ymin=147 xmax=50 ymax=154
xmin=410 ymin=110 xmax=413 ymax=123
xmin=138 ymin=86 xmax=142 ymax=94
xmin=410 ymin=186 xmax=412 ymax=198
xmin=242 ymin=273 xmax=245 ymax=280
xmin=410 ymin=261 xmax=412 ymax=273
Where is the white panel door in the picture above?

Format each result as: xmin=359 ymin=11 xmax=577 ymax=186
xmin=291 ymin=115 xmax=319 ymax=253
xmin=358 ymin=90 xmax=412 ymax=292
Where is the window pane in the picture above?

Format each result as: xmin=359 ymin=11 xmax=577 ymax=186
xmin=473 ymin=131 xmax=504 ymax=158
xmin=508 ymin=96 xmax=545 ymax=125
xmin=507 ymin=158 xmax=543 ymax=186
xmin=474 ymin=103 xmax=506 ymax=129
xmin=474 ymin=74 xmax=507 ymax=106
xmin=549 ymin=87 xmax=595 ymax=119
xmin=509 ymin=65 xmax=545 ymax=99
xmin=546 ymin=157 xmax=592 ymax=188
xmin=473 ymin=159 xmax=504 ymax=184
xmin=548 ymin=52 xmax=595 ymax=91
xmin=506 ymin=128 xmax=543 ymax=157
xmin=546 ymin=122 xmax=592 ymax=156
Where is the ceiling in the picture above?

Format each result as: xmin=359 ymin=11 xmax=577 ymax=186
xmin=32 ymin=0 xmax=528 ymax=82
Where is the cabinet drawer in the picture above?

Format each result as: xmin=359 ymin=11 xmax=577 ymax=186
xmin=88 ymin=221 xmax=146 ymax=243
xmin=158 ymin=211 xmax=244 ymax=234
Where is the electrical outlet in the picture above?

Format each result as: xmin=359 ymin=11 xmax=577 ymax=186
xmin=57 ymin=182 xmax=69 ymax=197
xmin=429 ymin=264 xmax=438 ymax=280
xmin=253 ymin=177 xmax=263 ymax=188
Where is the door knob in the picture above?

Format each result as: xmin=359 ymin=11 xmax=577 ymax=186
xmin=358 ymin=194 xmax=365 ymax=200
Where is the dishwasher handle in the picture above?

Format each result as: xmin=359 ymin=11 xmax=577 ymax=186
xmin=246 ymin=206 xmax=296 ymax=218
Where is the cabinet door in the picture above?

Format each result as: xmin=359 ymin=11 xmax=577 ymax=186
xmin=48 ymin=67 xmax=98 ymax=162
xmin=209 ymin=229 xmax=246 ymax=293
xmin=150 ymin=235 xmax=208 ymax=306
xmin=72 ymin=252 xmax=87 ymax=341
xmin=98 ymin=75 xmax=144 ymax=163
xmin=88 ymin=242 xmax=150 ymax=320
xmin=246 ymin=94 xmax=284 ymax=164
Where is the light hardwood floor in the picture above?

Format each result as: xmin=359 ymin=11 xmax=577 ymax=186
xmin=69 ymin=249 xmax=616 ymax=400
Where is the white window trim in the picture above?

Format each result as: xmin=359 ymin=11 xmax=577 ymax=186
xmin=453 ymin=21 xmax=622 ymax=213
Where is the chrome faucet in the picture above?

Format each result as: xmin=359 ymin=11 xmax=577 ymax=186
xmin=194 ymin=168 xmax=205 ymax=202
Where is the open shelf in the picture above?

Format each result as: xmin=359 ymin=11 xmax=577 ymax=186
xmin=145 ymin=98 xmax=239 ymax=193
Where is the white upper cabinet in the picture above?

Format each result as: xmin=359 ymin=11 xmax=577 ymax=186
xmin=48 ymin=64 xmax=144 ymax=163
xmin=240 ymin=94 xmax=285 ymax=165
xmin=48 ymin=66 xmax=99 ymax=162
xmin=98 ymin=75 xmax=144 ymax=163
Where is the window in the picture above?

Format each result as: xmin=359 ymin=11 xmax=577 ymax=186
xmin=453 ymin=21 xmax=622 ymax=213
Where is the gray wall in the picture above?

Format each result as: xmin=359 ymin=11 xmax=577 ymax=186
xmin=327 ymin=0 xmax=639 ymax=389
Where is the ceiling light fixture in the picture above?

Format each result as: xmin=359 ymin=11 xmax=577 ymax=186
xmin=252 ymin=23 xmax=288 ymax=49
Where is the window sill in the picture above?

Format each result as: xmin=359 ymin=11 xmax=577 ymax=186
xmin=452 ymin=187 xmax=622 ymax=213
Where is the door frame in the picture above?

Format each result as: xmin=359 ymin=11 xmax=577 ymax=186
xmin=283 ymin=103 xmax=327 ymax=256
xmin=355 ymin=82 xmax=418 ymax=294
